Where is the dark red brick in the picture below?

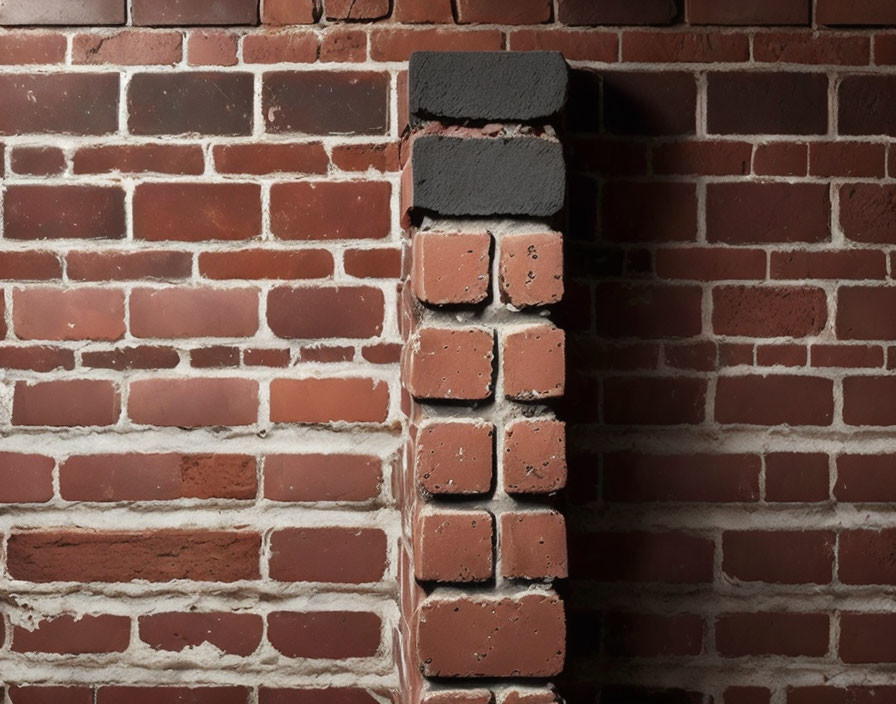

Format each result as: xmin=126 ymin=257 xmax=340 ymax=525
xmin=268 ymin=287 xmax=384 ymax=339
xmin=723 ymin=530 xmax=834 ymax=583
xmin=715 ymin=612 xmax=829 ymax=657
xmin=604 ymin=612 xmax=703 ymax=657
xmin=0 ymin=74 xmax=117 ymax=135
xmin=267 ymin=611 xmax=381 ymax=658
xmin=11 ymin=147 xmax=65 ymax=175
xmin=844 ymin=376 xmax=896 ymax=426
xmin=132 ymin=0 xmax=258 ymax=25
xmin=0 ymin=0 xmax=125 ymax=25
xmin=689 ymin=0 xmax=810 ymax=25
xmin=139 ymin=613 xmax=262 ymax=655
xmin=715 ymin=375 xmax=834 ymax=426
xmin=594 ymin=282 xmax=702 ymax=338
xmin=840 ymin=529 xmax=896 ymax=584
xmin=134 ymin=183 xmax=261 ymax=241
xmin=754 ymin=31 xmax=870 ymax=64
xmin=818 ymin=0 xmax=896 ymax=25
xmin=840 ymin=76 xmax=896 ymax=136
xmin=840 ymin=184 xmax=896 ymax=243
xmin=603 ymin=377 xmax=706 ymax=425
xmin=601 ymin=182 xmax=698 ymax=242
xmin=766 ymin=452 xmax=830 ymax=502
xmin=558 ymin=0 xmax=676 ymax=25
xmin=269 ymin=528 xmax=387 ymax=583
xmin=712 ymin=286 xmax=827 ymax=337
xmin=4 ymin=185 xmax=125 ymax=240
xmin=271 ymin=181 xmax=390 ymax=240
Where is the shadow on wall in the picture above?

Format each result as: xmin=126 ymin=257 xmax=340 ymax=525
xmin=555 ymin=68 xmax=735 ymax=704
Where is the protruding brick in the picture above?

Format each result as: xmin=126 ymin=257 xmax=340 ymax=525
xmin=503 ymin=325 xmax=565 ymax=400
xmin=412 ymin=232 xmax=491 ymax=305
xmin=500 ymin=511 xmax=568 ymax=580
xmin=499 ymin=232 xmax=563 ymax=308
xmin=503 ymin=419 xmax=566 ymax=494
xmin=128 ymin=378 xmax=258 ymax=427
xmin=139 ymin=613 xmax=263 ymax=656
xmin=0 ymin=0 xmax=125 ymax=25
xmin=267 ymin=611 xmax=381 ymax=658
xmin=405 ymin=327 xmax=494 ymax=400
xmin=409 ymin=135 xmax=565 ymax=219
xmin=415 ymin=421 xmax=494 ymax=495
xmin=270 ymin=527 xmax=387 ymax=583
xmin=414 ymin=510 xmax=494 ymax=582
xmin=409 ymin=52 xmax=567 ymax=124
xmin=416 ymin=594 xmax=565 ymax=677
xmin=132 ymin=0 xmax=258 ymax=25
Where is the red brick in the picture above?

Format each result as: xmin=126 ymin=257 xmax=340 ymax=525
xmin=128 ymin=72 xmax=253 ymax=136
xmin=0 ymin=0 xmax=125 ymax=24
xmin=130 ymin=288 xmax=258 ymax=339
xmin=259 ymin=689 xmax=380 ymax=704
xmin=655 ymin=247 xmax=765 ymax=281
xmin=844 ymin=376 xmax=896 ymax=426
xmin=97 ymin=689 xmax=249 ymax=704
xmin=412 ymin=232 xmax=491 ymax=305
xmin=326 ymin=0 xmax=389 ymax=19
xmin=7 ymin=688 xmax=93 ymax=704
xmin=191 ymin=346 xmax=240 ymax=368
xmin=262 ymin=0 xmax=319 ymax=24
xmin=500 ymin=511 xmax=567 ymax=579
xmin=756 ymin=343 xmax=807 ymax=367
xmin=4 ymin=185 xmax=125 ymax=240
xmin=132 ymin=0 xmax=258 ymax=25
xmin=602 ymin=182 xmax=697 ymax=242
xmin=0 ymin=251 xmax=62 ymax=280
xmin=134 ymin=183 xmax=261 ymax=241
xmin=82 ymin=346 xmax=180 ymax=370
xmin=509 ymin=29 xmax=618 ymax=62
xmin=67 ymin=250 xmax=191 ymax=281
xmin=370 ymin=28 xmax=504 ymax=62
xmin=10 ymin=146 xmax=65 ymax=175
xmin=664 ymin=341 xmax=718 ymax=371
xmin=771 ymin=250 xmax=886 ymax=280
xmin=13 ymin=614 xmax=129 ymax=654
xmin=603 ymin=452 xmax=760 ymax=502
xmin=688 ymin=0 xmax=810 ymax=24
xmin=265 ymin=454 xmax=381 ymax=502
xmin=416 ymin=595 xmax=565 ymax=677
xmin=724 ymin=689 xmax=771 ymax=704
xmin=362 ymin=343 xmax=401 ymax=365
xmin=623 ymin=31 xmax=749 ymax=62
xmin=753 ymin=142 xmax=807 ymax=176
xmin=604 ymin=612 xmax=703 ymax=657
xmin=499 ymin=232 xmax=563 ymax=308
xmin=394 ymin=0 xmax=453 ymax=23
xmin=712 ymin=286 xmax=827 ymax=338
xmin=841 ymin=529 xmax=896 ymax=584
xmin=269 ymin=527 xmax=386 ymax=583
xmin=268 ymin=287 xmax=383 ymax=339
xmin=300 ymin=345 xmax=354 ymax=363
xmin=503 ymin=325 xmax=565 ymax=401
xmin=603 ymin=73 xmax=697 ymax=136
xmin=416 ymin=421 xmax=494 ymax=495
xmin=836 ymin=454 xmax=896 ymax=502
xmin=267 ymin=611 xmax=381 ymax=658
xmin=840 ymin=76 xmax=896 ymax=136
xmin=837 ymin=287 xmax=896 ymax=340
xmin=715 ymin=375 xmax=833 ymax=426
xmin=754 ymin=31 xmax=870 ymax=64
xmin=213 ymin=143 xmax=328 ymax=175
xmin=139 ymin=613 xmax=262 ymax=656
xmin=456 ymin=0 xmax=551 ymax=24
xmin=708 ymin=72 xmax=827 ymax=135
xmin=344 ymin=248 xmax=402 ymax=279
xmin=0 ymin=33 xmax=66 ymax=64
xmin=876 ymin=34 xmax=896 ymax=65
xmin=200 ymin=250 xmax=333 ymax=280
xmin=503 ymin=419 xmax=566 ymax=495
xmin=818 ymin=0 xmax=896 ymax=25
xmin=243 ymin=32 xmax=318 ymax=63
xmin=415 ymin=511 xmax=494 ymax=582
xmin=270 ymin=378 xmax=389 ymax=424
xmin=13 ymin=380 xmax=120 ymax=427
xmin=264 ymin=72 xmax=388 ymax=135
xmin=715 ymin=612 xmax=829 ymax=657
xmin=405 ymin=327 xmax=494 ymax=401
xmin=129 ymin=378 xmax=258 ymax=427
xmin=245 ymin=348 xmax=291 ymax=367
xmin=707 ymin=183 xmax=830 ymax=244
xmin=332 ymin=143 xmax=400 ymax=173
xmin=557 ymin=0 xmax=676 ymax=25
xmin=604 ymin=376 xmax=707 ymax=425
xmin=321 ymin=27 xmax=367 ymax=62
xmin=187 ymin=30 xmax=239 ymax=66
xmin=0 ymin=74 xmax=118 ymax=135
xmin=6 ymin=530 xmax=261 ymax=582
xmin=811 ymin=142 xmax=885 ymax=177
xmin=13 ymin=288 xmax=125 ymax=341
xmin=723 ymin=531 xmax=834 ymax=584
xmin=60 ymin=454 xmax=256 ymax=501
xmin=73 ymin=144 xmax=205 ymax=174
xmin=812 ymin=344 xmax=884 ymax=368
xmin=652 ymin=140 xmax=752 ymax=176
xmin=271 ymin=181 xmax=390 ymax=240
xmin=840 ymin=613 xmax=896 ymax=662
xmin=841 ymin=184 xmax=896 ymax=244
xmin=571 ymin=531 xmax=714 ymax=583
xmin=0 ymin=453 xmax=54 ymax=503
xmin=73 ymin=30 xmax=181 ymax=65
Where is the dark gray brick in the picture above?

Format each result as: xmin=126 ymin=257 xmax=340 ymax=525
xmin=409 ymin=52 xmax=568 ymax=125
xmin=410 ymin=135 xmax=565 ymax=218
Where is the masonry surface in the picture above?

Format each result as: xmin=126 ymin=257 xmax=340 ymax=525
xmin=2 ymin=1 xmax=896 ymax=704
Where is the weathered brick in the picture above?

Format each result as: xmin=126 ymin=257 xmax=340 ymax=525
xmin=503 ymin=325 xmax=565 ymax=400
xmin=0 ymin=32 xmax=66 ymax=64
xmin=412 ymin=232 xmax=491 ymax=305
xmin=12 ymin=614 xmax=130 ymax=654
xmin=415 ymin=511 xmax=494 ymax=582
xmin=499 ymin=232 xmax=563 ymax=307
xmin=140 ymin=613 xmax=263 ymax=656
xmin=405 ymin=327 xmax=494 ymax=400
xmin=504 ymin=419 xmax=566 ymax=494
xmin=72 ymin=30 xmax=182 ymax=65
xmin=0 ymin=74 xmax=118 ymax=135
xmin=500 ymin=512 xmax=567 ymax=579
xmin=416 ymin=421 xmax=494 ymax=495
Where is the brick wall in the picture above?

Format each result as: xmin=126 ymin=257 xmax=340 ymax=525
xmin=2 ymin=1 xmax=896 ymax=703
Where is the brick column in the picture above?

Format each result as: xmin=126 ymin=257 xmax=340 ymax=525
xmin=397 ymin=52 xmax=569 ymax=704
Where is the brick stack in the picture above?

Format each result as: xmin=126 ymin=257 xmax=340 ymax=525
xmin=398 ymin=52 xmax=569 ymax=704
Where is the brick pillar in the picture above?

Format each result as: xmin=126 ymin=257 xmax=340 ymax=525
xmin=397 ymin=52 xmax=570 ymax=704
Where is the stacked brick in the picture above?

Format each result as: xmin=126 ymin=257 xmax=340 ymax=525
xmin=398 ymin=52 xmax=569 ymax=704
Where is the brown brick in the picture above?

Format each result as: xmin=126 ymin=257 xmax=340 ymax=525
xmin=267 ymin=611 xmax=381 ymax=658
xmin=840 ymin=184 xmax=896 ymax=244
xmin=712 ymin=286 xmax=827 ymax=338
xmin=264 ymin=454 xmax=381 ymax=502
xmin=267 ymin=287 xmax=383 ymax=339
xmin=13 ymin=380 xmax=120 ymax=427
xmin=500 ymin=512 xmax=567 ymax=579
xmin=688 ymin=0 xmax=810 ymax=24
xmin=73 ymin=144 xmax=205 ymax=175
xmin=139 ymin=613 xmax=262 ymax=656
xmin=0 ymin=453 xmax=54 ymax=503
xmin=415 ymin=511 xmax=494 ymax=582
xmin=129 ymin=72 xmax=253 ymax=136
xmin=343 ymin=248 xmax=402 ymax=279
xmin=14 ymin=288 xmax=125 ymax=341
xmin=200 ymin=250 xmax=333 ymax=280
xmin=130 ymin=288 xmax=258 ymax=339
xmin=405 ymin=327 xmax=494 ymax=401
xmin=503 ymin=419 xmax=566 ymax=494
xmin=0 ymin=32 xmax=66 ymax=64
xmin=604 ymin=376 xmax=707 ymax=425
xmin=503 ymin=325 xmax=565 ymax=401
xmin=370 ymin=28 xmax=503 ymax=61
xmin=269 ymin=378 xmax=389 ymax=424
xmin=6 ymin=530 xmax=261 ymax=582
xmin=12 ymin=614 xmax=130 ymax=654
xmin=270 ymin=527 xmax=386 ymax=583
xmin=558 ymin=0 xmax=676 ymax=25
xmin=187 ymin=30 xmax=239 ymax=66
xmin=0 ymin=74 xmax=118 ymax=135
xmin=715 ymin=375 xmax=833 ymax=426
xmin=771 ymin=250 xmax=886 ymax=279
xmin=72 ymin=30 xmax=182 ymax=65
xmin=10 ymin=147 xmax=65 ymax=175
xmin=262 ymin=0 xmax=320 ymax=24
xmin=818 ymin=0 xmax=896 ymax=25
xmin=132 ymin=0 xmax=258 ymax=25
xmin=129 ymin=378 xmax=258 ymax=427
xmin=213 ymin=143 xmax=328 ymax=175
xmin=326 ymin=0 xmax=390 ymax=20
xmin=243 ymin=32 xmax=318 ymax=63
xmin=840 ymin=529 xmax=896 ymax=584
xmin=715 ymin=612 xmax=829 ymax=657
xmin=412 ymin=232 xmax=491 ymax=305
xmin=601 ymin=182 xmax=698 ymax=242
xmin=67 ymin=250 xmax=193 ymax=281
xmin=766 ymin=453 xmax=830 ymax=503
xmin=622 ymin=31 xmax=749 ymax=62
xmin=456 ymin=0 xmax=551 ymax=24
xmin=4 ymin=185 xmax=125 ymax=240
xmin=416 ymin=421 xmax=493 ymax=495
xmin=264 ymin=72 xmax=388 ymax=135
xmin=134 ymin=183 xmax=261 ymax=241
xmin=271 ymin=181 xmax=391 ymax=240
xmin=723 ymin=531 xmax=834 ymax=583
xmin=499 ymin=232 xmax=563 ymax=308
xmin=509 ymin=28 xmax=619 ymax=62
xmin=603 ymin=72 xmax=696 ymax=136
xmin=0 ymin=0 xmax=125 ymax=25
xmin=0 ymin=251 xmax=62 ymax=280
